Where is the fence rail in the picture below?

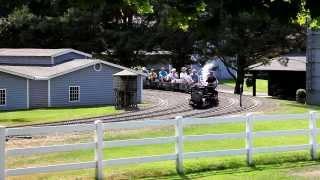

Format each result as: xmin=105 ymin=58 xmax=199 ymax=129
xmin=0 ymin=111 xmax=318 ymax=180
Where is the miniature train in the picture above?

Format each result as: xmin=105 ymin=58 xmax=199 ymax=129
xmin=144 ymin=80 xmax=219 ymax=108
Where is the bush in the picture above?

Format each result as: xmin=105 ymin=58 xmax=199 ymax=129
xmin=245 ymin=78 xmax=254 ymax=87
xmin=296 ymin=89 xmax=306 ymax=104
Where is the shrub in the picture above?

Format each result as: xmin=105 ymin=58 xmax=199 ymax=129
xmin=245 ymin=78 xmax=254 ymax=87
xmin=296 ymin=89 xmax=306 ymax=104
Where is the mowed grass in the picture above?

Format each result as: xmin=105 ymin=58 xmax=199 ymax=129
xmin=6 ymin=99 xmax=320 ymax=179
xmin=221 ymin=79 xmax=268 ymax=94
xmin=0 ymin=106 xmax=121 ymax=126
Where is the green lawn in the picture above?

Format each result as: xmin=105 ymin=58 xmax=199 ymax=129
xmin=0 ymin=106 xmax=121 ymax=127
xmin=221 ymin=79 xmax=268 ymax=94
xmin=6 ymin=99 xmax=320 ymax=179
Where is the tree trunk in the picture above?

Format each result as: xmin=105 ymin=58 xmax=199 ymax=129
xmin=234 ymin=68 xmax=245 ymax=94
xmin=172 ymin=53 xmax=187 ymax=73
xmin=234 ymin=55 xmax=246 ymax=94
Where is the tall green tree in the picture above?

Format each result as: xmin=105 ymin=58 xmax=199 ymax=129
xmin=196 ymin=0 xmax=304 ymax=94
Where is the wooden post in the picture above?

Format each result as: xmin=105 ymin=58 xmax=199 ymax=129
xmin=246 ymin=113 xmax=253 ymax=165
xmin=95 ymin=120 xmax=104 ymax=180
xmin=0 ymin=126 xmax=5 ymax=180
xmin=309 ymin=111 xmax=318 ymax=160
xmin=175 ymin=116 xmax=184 ymax=174
xmin=252 ymin=73 xmax=256 ymax=97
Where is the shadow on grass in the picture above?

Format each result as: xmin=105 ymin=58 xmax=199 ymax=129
xmin=143 ymin=152 xmax=320 ymax=180
xmin=281 ymin=101 xmax=320 ymax=111
xmin=8 ymin=118 xmax=31 ymax=123
xmin=153 ymin=162 xmax=319 ymax=180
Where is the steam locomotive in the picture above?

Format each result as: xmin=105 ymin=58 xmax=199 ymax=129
xmin=189 ymin=84 xmax=219 ymax=108
xmin=144 ymin=80 xmax=219 ymax=108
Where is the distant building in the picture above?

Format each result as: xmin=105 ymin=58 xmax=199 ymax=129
xmin=250 ymin=54 xmax=306 ymax=99
xmin=0 ymin=49 xmax=144 ymax=110
xmin=191 ymin=57 xmax=236 ymax=80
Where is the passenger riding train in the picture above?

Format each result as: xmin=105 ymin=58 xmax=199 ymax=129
xmin=143 ymin=68 xmax=219 ymax=109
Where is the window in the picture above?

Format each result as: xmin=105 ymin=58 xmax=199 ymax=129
xmin=0 ymin=89 xmax=6 ymax=106
xmin=94 ymin=63 xmax=102 ymax=71
xmin=69 ymin=86 xmax=80 ymax=102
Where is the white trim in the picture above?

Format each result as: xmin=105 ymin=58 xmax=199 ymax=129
xmin=0 ymin=89 xmax=6 ymax=106
xmin=48 ymin=80 xmax=51 ymax=107
xmin=93 ymin=63 xmax=102 ymax=72
xmin=52 ymin=49 xmax=92 ymax=58
xmin=69 ymin=86 xmax=80 ymax=103
xmin=26 ymin=79 xmax=29 ymax=109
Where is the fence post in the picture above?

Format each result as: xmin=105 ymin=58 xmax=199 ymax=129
xmin=309 ymin=111 xmax=318 ymax=160
xmin=246 ymin=113 xmax=253 ymax=165
xmin=0 ymin=126 xmax=5 ymax=180
xmin=95 ymin=120 xmax=104 ymax=180
xmin=175 ymin=116 xmax=184 ymax=174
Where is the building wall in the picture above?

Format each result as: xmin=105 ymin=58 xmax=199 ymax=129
xmin=307 ymin=30 xmax=320 ymax=105
xmin=0 ymin=72 xmax=27 ymax=110
xmin=29 ymin=80 xmax=48 ymax=108
xmin=268 ymin=71 xmax=306 ymax=99
xmin=0 ymin=62 xmax=143 ymax=110
xmin=0 ymin=56 xmax=52 ymax=66
xmin=54 ymin=52 xmax=88 ymax=65
xmin=50 ymin=64 xmax=121 ymax=107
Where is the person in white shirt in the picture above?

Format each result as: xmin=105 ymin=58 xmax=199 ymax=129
xmin=167 ymin=68 xmax=178 ymax=82
xmin=180 ymin=67 xmax=188 ymax=80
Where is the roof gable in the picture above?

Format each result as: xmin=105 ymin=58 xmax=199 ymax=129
xmin=0 ymin=59 xmax=145 ymax=80
xmin=114 ymin=70 xmax=139 ymax=76
xmin=0 ymin=48 xmax=92 ymax=58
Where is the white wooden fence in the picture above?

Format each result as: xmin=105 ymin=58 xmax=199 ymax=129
xmin=0 ymin=111 xmax=318 ymax=180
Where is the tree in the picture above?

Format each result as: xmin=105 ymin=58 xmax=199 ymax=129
xmin=0 ymin=0 xmax=317 ymax=72
xmin=196 ymin=0 xmax=305 ymax=94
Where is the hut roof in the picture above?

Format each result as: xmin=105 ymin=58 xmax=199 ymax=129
xmin=113 ymin=70 xmax=139 ymax=76
xmin=250 ymin=54 xmax=306 ymax=72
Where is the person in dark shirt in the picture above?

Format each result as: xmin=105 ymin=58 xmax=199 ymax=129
xmin=191 ymin=69 xmax=199 ymax=83
xmin=206 ymin=71 xmax=217 ymax=86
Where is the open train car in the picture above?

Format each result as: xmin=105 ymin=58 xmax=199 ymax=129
xmin=144 ymin=80 xmax=192 ymax=93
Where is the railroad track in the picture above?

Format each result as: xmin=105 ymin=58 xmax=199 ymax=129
xmin=192 ymin=95 xmax=261 ymax=118
xmin=8 ymin=89 xmax=263 ymax=130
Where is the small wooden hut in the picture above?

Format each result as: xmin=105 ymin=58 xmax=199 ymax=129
xmin=113 ymin=70 xmax=138 ymax=109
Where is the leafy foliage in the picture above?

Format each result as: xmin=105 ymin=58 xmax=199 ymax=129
xmin=195 ymin=0 xmax=305 ymax=93
xmin=0 ymin=0 xmax=318 ymax=84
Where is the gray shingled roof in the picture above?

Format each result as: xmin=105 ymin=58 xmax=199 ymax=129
xmin=250 ymin=54 xmax=306 ymax=72
xmin=0 ymin=48 xmax=92 ymax=57
xmin=0 ymin=59 xmax=145 ymax=80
